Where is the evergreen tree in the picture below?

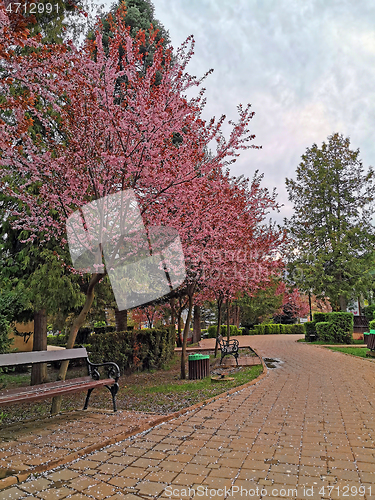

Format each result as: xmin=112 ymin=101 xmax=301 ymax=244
xmin=285 ymin=133 xmax=375 ymax=311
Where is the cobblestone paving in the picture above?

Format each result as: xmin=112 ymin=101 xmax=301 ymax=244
xmin=1 ymin=335 xmax=374 ymax=500
xmin=0 ymin=409 xmax=165 ymax=477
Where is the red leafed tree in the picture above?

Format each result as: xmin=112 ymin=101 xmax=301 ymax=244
xmin=204 ymin=172 xmax=285 ymax=350
xmin=1 ymin=3 xmax=257 ymax=391
xmin=273 ymin=284 xmax=310 ymax=323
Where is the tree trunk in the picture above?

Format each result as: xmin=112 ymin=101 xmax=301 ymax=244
xmin=176 ymin=307 xmax=182 ymax=348
xmin=214 ymin=297 xmax=223 ymax=357
xmin=51 ymin=272 xmax=103 ymax=414
xmin=192 ymin=305 xmax=201 ymax=343
xmin=227 ymin=299 xmax=231 ymax=342
xmin=115 ymin=309 xmax=127 ymax=332
xmin=30 ymin=309 xmax=48 ymax=386
xmin=170 ymin=298 xmax=176 ymax=341
xmin=234 ymin=305 xmax=240 ymax=328
xmin=339 ymin=295 xmax=347 ymax=312
xmin=181 ymin=287 xmax=194 ymax=380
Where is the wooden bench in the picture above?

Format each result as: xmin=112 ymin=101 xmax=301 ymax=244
xmin=0 ymin=347 xmax=120 ymax=412
xmin=217 ymin=335 xmax=239 ymax=365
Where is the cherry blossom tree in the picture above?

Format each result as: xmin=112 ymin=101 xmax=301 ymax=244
xmin=1 ymin=3 xmax=258 ymax=391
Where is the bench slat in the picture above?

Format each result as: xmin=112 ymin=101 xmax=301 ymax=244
xmin=0 ymin=377 xmax=114 ymax=406
xmin=0 ymin=348 xmax=88 ymax=367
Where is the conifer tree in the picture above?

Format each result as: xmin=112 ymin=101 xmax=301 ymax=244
xmin=285 ymin=133 xmax=375 ymax=311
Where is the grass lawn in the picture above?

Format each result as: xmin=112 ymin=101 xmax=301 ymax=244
xmin=0 ymin=350 xmax=262 ymax=426
xmin=298 ymin=338 xmax=365 ymax=345
xmin=325 ymin=346 xmax=370 ymax=358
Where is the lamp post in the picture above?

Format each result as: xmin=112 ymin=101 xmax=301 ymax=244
xmin=308 ymin=291 xmax=313 ymax=322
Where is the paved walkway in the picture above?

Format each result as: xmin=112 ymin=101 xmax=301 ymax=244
xmin=1 ymin=335 xmax=375 ymax=500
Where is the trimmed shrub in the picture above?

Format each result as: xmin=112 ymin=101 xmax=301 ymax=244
xmin=207 ymin=325 xmax=241 ymax=338
xmin=254 ymin=324 xmax=265 ymax=335
xmin=305 ymin=322 xmax=316 ymax=342
xmin=313 ymin=312 xmax=330 ymax=323
xmin=251 ymin=323 xmax=305 ymax=335
xmin=282 ymin=324 xmax=305 ymax=334
xmin=363 ymin=305 xmax=375 ymax=321
xmin=369 ymin=319 xmax=375 ymax=331
xmin=329 ymin=312 xmax=353 ymax=344
xmin=316 ymin=321 xmax=333 ymax=342
xmin=47 ymin=334 xmax=68 ymax=347
xmin=87 ymin=327 xmax=175 ymax=372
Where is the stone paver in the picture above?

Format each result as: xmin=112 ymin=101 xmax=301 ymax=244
xmin=1 ymin=334 xmax=374 ymax=500
xmin=0 ymin=409 xmax=164 ymax=477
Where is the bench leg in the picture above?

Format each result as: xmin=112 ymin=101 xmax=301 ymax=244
xmin=234 ymin=352 xmax=239 ymax=366
xmin=105 ymin=383 xmax=119 ymax=412
xmin=83 ymin=388 xmax=94 ymax=410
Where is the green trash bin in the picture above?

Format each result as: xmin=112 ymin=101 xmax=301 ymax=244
xmin=364 ymin=331 xmax=370 ymax=346
xmin=188 ymin=353 xmax=210 ymax=380
xmin=368 ymin=330 xmax=375 ymax=350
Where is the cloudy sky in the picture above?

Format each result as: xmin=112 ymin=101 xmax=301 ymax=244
xmin=101 ymin=0 xmax=375 ymax=224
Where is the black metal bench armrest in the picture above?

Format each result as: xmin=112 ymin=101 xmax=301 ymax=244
xmin=87 ymin=360 xmax=120 ymax=382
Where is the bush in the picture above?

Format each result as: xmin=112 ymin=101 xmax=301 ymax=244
xmin=316 ymin=322 xmax=333 ymax=342
xmin=329 ymin=312 xmax=353 ymax=344
xmin=280 ymin=324 xmax=305 ymax=334
xmin=250 ymin=323 xmax=305 ymax=335
xmin=93 ymin=325 xmax=116 ymax=335
xmin=47 ymin=334 xmax=68 ymax=347
xmin=88 ymin=327 xmax=175 ymax=372
xmin=207 ymin=325 xmax=241 ymax=338
xmin=363 ymin=305 xmax=375 ymax=321
xmin=313 ymin=312 xmax=330 ymax=323
xmin=0 ymin=316 xmax=12 ymax=354
xmin=369 ymin=319 xmax=375 ymax=331
xmin=305 ymin=322 xmax=316 ymax=342
xmin=254 ymin=324 xmax=265 ymax=335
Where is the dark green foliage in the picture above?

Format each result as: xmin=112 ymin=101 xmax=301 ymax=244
xmin=93 ymin=326 xmax=116 ymax=335
xmin=47 ymin=334 xmax=68 ymax=347
xmin=87 ymin=327 xmax=175 ymax=372
xmin=316 ymin=322 xmax=333 ymax=342
xmin=239 ymin=286 xmax=283 ymax=329
xmin=254 ymin=324 xmax=265 ymax=335
xmin=369 ymin=319 xmax=375 ymax=330
xmin=363 ymin=305 xmax=375 ymax=321
xmin=0 ymin=316 xmax=12 ymax=354
xmin=207 ymin=325 xmax=241 ymax=338
xmin=313 ymin=312 xmax=330 ymax=323
xmin=328 ymin=312 xmax=353 ymax=344
xmin=252 ymin=323 xmax=305 ymax=335
xmin=285 ymin=133 xmax=375 ymax=311
xmin=305 ymin=321 xmax=317 ymax=342
xmin=313 ymin=312 xmax=353 ymax=343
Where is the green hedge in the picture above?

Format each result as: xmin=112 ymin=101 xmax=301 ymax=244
xmin=314 ymin=312 xmax=353 ymax=344
xmin=329 ymin=312 xmax=353 ymax=344
xmin=305 ymin=322 xmax=316 ymax=342
xmin=207 ymin=325 xmax=242 ymax=338
xmin=313 ymin=312 xmax=330 ymax=323
xmin=47 ymin=334 xmax=68 ymax=346
xmin=316 ymin=322 xmax=332 ymax=342
xmin=87 ymin=327 xmax=175 ymax=372
xmin=250 ymin=324 xmax=305 ymax=335
xmin=369 ymin=319 xmax=375 ymax=330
